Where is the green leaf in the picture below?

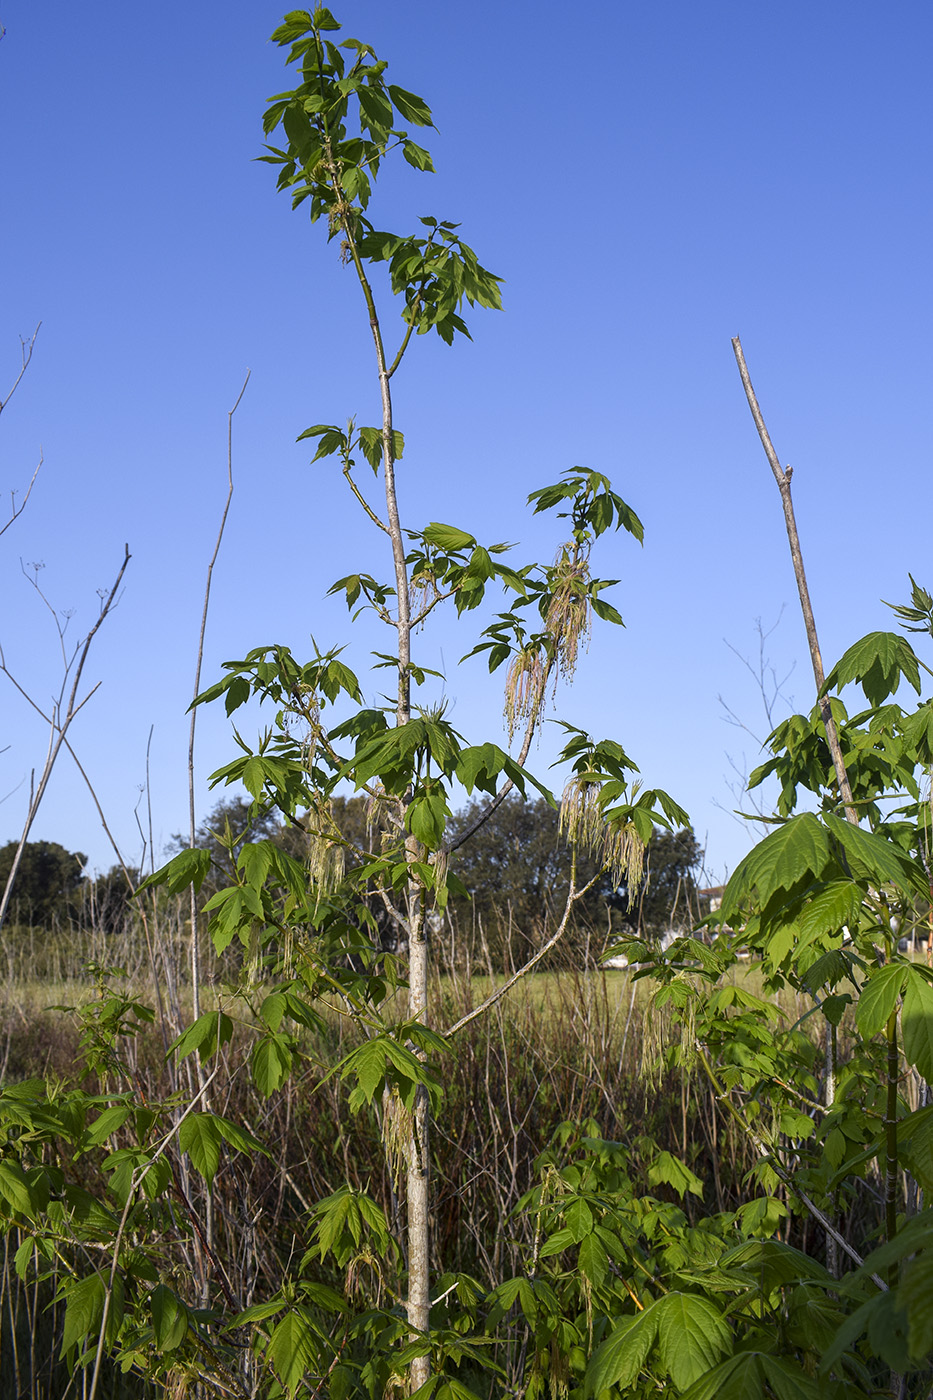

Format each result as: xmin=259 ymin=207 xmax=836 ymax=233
xmin=899 ymin=1107 xmax=933 ymax=1190
xmin=85 ymin=1104 xmax=133 ymax=1147
xmin=136 ymin=847 xmax=212 ymax=897
xmin=820 ymin=993 xmax=850 ymax=1027
xmin=721 ymin=814 xmax=831 ymax=920
xmin=422 ymin=521 xmax=476 ymax=552
xmin=261 ymin=991 xmax=287 ymax=1032
xmin=903 ymin=968 xmax=933 ymax=1081
xmin=539 ymin=1226 xmax=576 ymax=1259
xmin=720 ymin=1238 xmax=832 ymax=1291
xmin=234 ymin=1297 xmax=288 ymax=1325
xmin=299 ymin=424 xmax=347 ymax=462
xmin=357 ymin=83 xmax=392 ymax=132
xmin=312 ymin=8 xmax=340 ymax=32
xmin=387 ymin=83 xmax=433 ymax=126
xmin=252 ymin=1035 xmax=293 ymax=1097
xmin=340 ymin=1038 xmax=387 ymax=1104
xmin=820 ymin=1291 xmax=896 ymax=1372
xmin=565 ymin=1197 xmax=594 ymax=1241
xmin=587 ymin=1309 xmax=659 ymax=1394
xmin=150 ymin=1284 xmax=189 ymax=1351
xmin=528 ymin=480 xmax=580 ymax=513
xmin=824 ymin=815 xmax=928 ymax=897
xmin=591 ymin=595 xmax=624 ymax=625
xmin=578 ymin=1232 xmax=608 ymax=1288
xmin=488 ymin=1276 xmax=538 ymax=1324
xmin=14 ymin=1236 xmax=34 ymax=1279
xmin=358 ymin=425 xmax=404 ymax=471
xmin=268 ymin=1307 xmax=319 ymax=1397
xmin=403 ymin=140 xmax=434 ymax=172
xmin=901 ymin=1248 xmax=933 ymax=1358
xmin=61 ymin=1273 xmax=106 ymax=1356
xmin=734 ymin=1195 xmax=788 ymax=1238
xmin=823 ymin=631 xmax=921 ymax=705
xmin=855 ymin=963 xmax=908 ymax=1039
xmin=179 ymin=1113 xmax=223 ymax=1187
xmin=759 ymin=1356 xmax=824 ymax=1400
xmin=655 ymin=1293 xmax=731 ymax=1389
xmin=0 ymin=1160 xmax=36 ymax=1216
xmin=647 ymin=1150 xmax=704 ymax=1198
xmin=214 ymin=1114 xmax=271 ymax=1162
xmin=169 ymin=1010 xmax=234 ymax=1063
xmin=680 ymin=1352 xmax=764 ymax=1400
xmin=222 ymin=675 xmax=251 ymax=715
xmin=796 ymin=880 xmax=861 ymax=944
xmin=312 ymin=1189 xmax=355 ymax=1258
xmin=63 ymin=1184 xmax=119 ymax=1235
xmin=406 ymin=789 xmax=449 ymax=848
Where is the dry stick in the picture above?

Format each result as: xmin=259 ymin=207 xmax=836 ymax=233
xmin=731 ymin=338 xmax=857 ymax=824
xmin=180 ymin=371 xmax=249 ymax=1314
xmin=1 ymin=327 xmax=43 ymax=540
xmin=0 ymin=324 xmax=40 ymax=418
xmin=731 ymin=339 xmax=867 ymax=1285
xmin=0 ymin=454 xmax=42 ymax=543
xmin=188 ymin=370 xmax=250 ymax=1023
xmin=144 ymin=723 xmax=156 ymax=879
xmin=0 ymin=545 xmax=131 ymax=932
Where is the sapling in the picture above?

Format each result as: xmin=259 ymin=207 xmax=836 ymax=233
xmin=153 ymin=9 xmax=683 ymax=1391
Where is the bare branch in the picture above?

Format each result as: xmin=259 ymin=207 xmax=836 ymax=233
xmin=342 ymin=461 xmax=390 ymax=533
xmin=444 ymin=866 xmax=603 ymax=1036
xmin=0 ymin=545 xmax=132 ymax=931
xmin=0 ymin=324 xmax=40 ymax=418
xmin=0 ymin=329 xmax=43 ymax=537
xmin=188 ymin=370 xmax=250 ymax=1022
xmin=731 ymin=337 xmax=857 ymax=825
xmin=0 ymin=453 xmax=42 ymax=541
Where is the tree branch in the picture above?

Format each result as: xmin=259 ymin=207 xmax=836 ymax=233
xmin=0 ymin=324 xmax=40 ymax=417
xmin=444 ymin=866 xmax=602 ymax=1036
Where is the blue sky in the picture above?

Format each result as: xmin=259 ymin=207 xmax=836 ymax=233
xmin=1 ymin=1 xmax=931 ymax=886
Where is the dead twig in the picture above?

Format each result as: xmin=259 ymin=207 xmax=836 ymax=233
xmin=0 ymin=545 xmax=131 ymax=931
xmin=731 ymin=337 xmax=857 ymax=825
xmin=188 ymin=370 xmax=250 ymax=1022
xmin=1 ymin=326 xmax=43 ymax=539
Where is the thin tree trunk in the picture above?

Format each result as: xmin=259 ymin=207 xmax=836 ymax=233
xmin=331 ymin=163 xmax=429 ymax=1391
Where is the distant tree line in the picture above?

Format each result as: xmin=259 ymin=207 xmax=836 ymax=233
xmin=1 ymin=798 xmax=704 ymax=970
xmin=0 ymin=840 xmax=87 ymax=928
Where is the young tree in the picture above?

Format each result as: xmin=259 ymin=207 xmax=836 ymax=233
xmin=141 ymin=9 xmax=682 ymax=1392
